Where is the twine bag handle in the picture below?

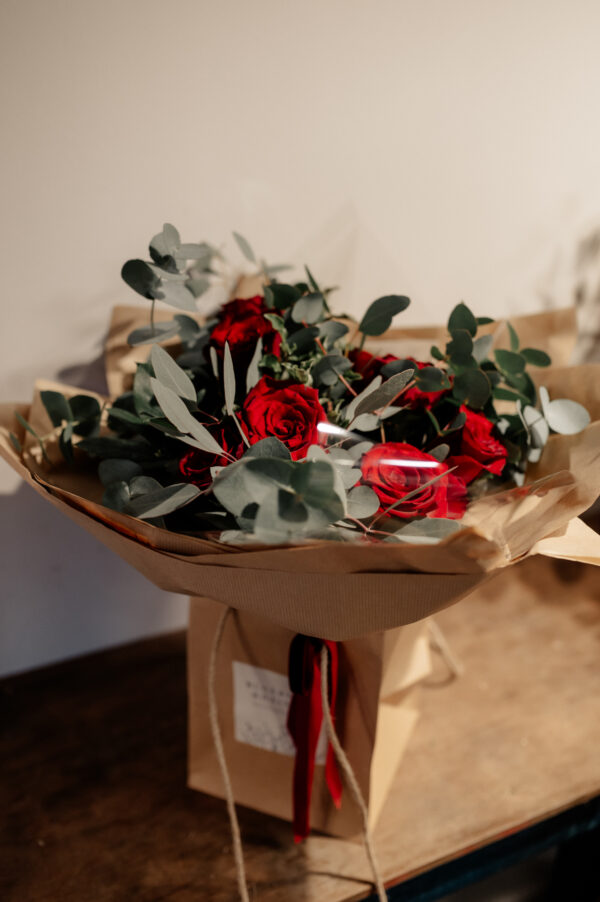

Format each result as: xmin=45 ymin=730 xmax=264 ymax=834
xmin=207 ymin=605 xmax=388 ymax=902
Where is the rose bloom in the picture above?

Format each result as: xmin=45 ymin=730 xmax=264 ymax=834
xmin=360 ymin=442 xmax=467 ymax=519
xmin=179 ymin=427 xmax=243 ymax=488
xmin=240 ymin=376 xmax=327 ymax=460
xmin=209 ymin=295 xmax=281 ymax=368
xmin=447 ymin=406 xmax=508 ymax=484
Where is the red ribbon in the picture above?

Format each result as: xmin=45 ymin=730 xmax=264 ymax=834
xmin=286 ymin=635 xmax=343 ymax=842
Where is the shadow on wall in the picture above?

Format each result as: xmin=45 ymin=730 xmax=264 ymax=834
xmin=0 ymin=481 xmax=188 ymax=677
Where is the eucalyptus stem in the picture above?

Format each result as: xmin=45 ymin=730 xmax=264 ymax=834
xmin=150 ymin=298 xmax=156 ymax=336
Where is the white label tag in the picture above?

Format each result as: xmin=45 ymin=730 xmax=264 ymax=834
xmin=232 ymin=661 xmax=327 ymax=763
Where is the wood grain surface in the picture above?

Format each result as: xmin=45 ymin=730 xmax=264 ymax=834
xmin=1 ymin=556 xmax=599 ymax=901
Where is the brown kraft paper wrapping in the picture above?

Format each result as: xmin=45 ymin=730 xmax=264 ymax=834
xmin=187 ymin=598 xmax=431 ymax=839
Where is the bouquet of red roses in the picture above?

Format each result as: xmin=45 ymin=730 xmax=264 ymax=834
xmin=2 ymin=225 xmax=600 ymax=900
xmin=11 ymin=224 xmax=592 ymax=548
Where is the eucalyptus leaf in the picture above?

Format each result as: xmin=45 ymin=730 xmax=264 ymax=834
xmin=150 ymin=378 xmax=225 ymax=454
xmin=311 ymin=354 xmax=352 ymax=387
xmin=346 ymin=441 xmax=374 ymax=460
xmin=267 ymin=284 xmax=301 ymax=309
xmin=414 ymin=367 xmax=450 ymax=392
xmin=212 ymin=462 xmax=254 ymax=517
xmin=291 ymin=292 xmax=324 ymax=324
xmin=428 ymin=443 xmax=450 ymax=462
xmin=129 ymin=475 xmax=163 ymax=496
xmin=209 ymin=346 xmax=219 ymax=380
xmin=41 ymin=390 xmax=72 ymax=427
xmin=107 ymin=407 xmax=145 ymax=426
xmin=157 ymin=279 xmax=197 ymax=312
xmin=290 ymin=459 xmax=334 ymax=504
xmin=545 ymin=398 xmax=590 ymax=435
xmin=243 ymin=437 xmax=291 ymax=459
xmin=319 ymin=320 xmax=349 ymax=347
xmin=354 ymin=370 xmax=414 ymax=415
xmin=358 ymin=295 xmax=410 ymax=336
xmin=245 ymin=457 xmax=294 ymax=490
xmin=233 ymin=231 xmax=256 ymax=263
xmin=98 ymin=459 xmax=143 ymax=486
xmin=495 ymin=349 xmax=525 ymax=374
xmin=287 ymin=325 xmax=319 ymax=353
xmin=71 ymin=395 xmax=101 ymax=425
xmin=305 ymin=265 xmax=321 ymax=293
xmin=150 ymin=223 xmax=180 ymax=260
xmin=126 ymin=483 xmax=201 ymax=519
xmin=344 ymin=376 xmax=382 ymax=422
xmin=539 ymin=386 xmax=551 ymax=418
xmin=444 ymin=411 xmax=467 ymax=433
xmin=174 ymin=314 xmax=201 ymax=344
xmin=186 ymin=276 xmax=210 ymax=298
xmin=278 ymin=490 xmax=309 ymax=523
xmin=521 ymin=348 xmax=551 ymax=367
xmin=452 ymin=369 xmax=491 ymax=409
xmin=150 ymin=344 xmax=196 ymax=401
xmin=121 ymin=259 xmax=161 ymax=299
xmin=380 ymin=358 xmax=414 ymax=378
xmin=59 ymin=422 xmax=74 ymax=463
xmin=448 ymin=302 xmax=477 ymax=336
xmin=520 ymin=405 xmax=550 ymax=448
xmin=472 ymin=334 xmax=493 ymax=363
xmin=128 ymin=322 xmax=181 ymax=346
xmin=346 ymin=485 xmax=380 ymax=520
xmin=223 ymin=341 xmax=236 ymax=415
xmin=493 ymin=387 xmax=528 ymax=404
xmin=102 ymin=481 xmax=131 ymax=513
xmin=446 ymin=330 xmax=473 ymax=364
xmin=351 ymin=413 xmax=380 ymax=432
xmin=506 ymin=321 xmax=519 ymax=351
xmin=246 ymin=337 xmax=263 ymax=392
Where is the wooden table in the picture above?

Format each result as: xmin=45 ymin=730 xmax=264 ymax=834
xmin=2 ymin=557 xmax=600 ymax=901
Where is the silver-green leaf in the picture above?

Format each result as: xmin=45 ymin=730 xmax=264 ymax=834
xmin=150 ymin=344 xmax=196 ymax=401
xmin=223 ymin=341 xmax=236 ymax=415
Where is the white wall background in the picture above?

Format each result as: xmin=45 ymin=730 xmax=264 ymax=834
xmin=2 ymin=0 xmax=600 ymax=675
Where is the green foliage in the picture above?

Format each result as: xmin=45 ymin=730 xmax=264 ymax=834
xmin=448 ymin=302 xmax=477 ymax=336
xmin=358 ymin=295 xmax=411 ymax=336
xmin=452 ymin=369 xmax=491 ymax=409
xmin=291 ymin=292 xmax=325 ymax=324
xmin=311 ymin=354 xmax=352 ymax=387
xmin=233 ymin=231 xmax=256 ymax=263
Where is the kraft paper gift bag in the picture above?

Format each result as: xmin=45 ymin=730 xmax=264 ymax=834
xmin=187 ymin=597 xmax=431 ymax=839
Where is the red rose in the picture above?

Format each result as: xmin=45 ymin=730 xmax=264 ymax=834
xmin=447 ymin=406 xmax=508 ymax=484
xmin=360 ymin=442 xmax=467 ymax=519
xmin=401 ymin=358 xmax=450 ymax=409
xmin=210 ymin=295 xmax=281 ymax=368
xmin=240 ymin=376 xmax=328 ymax=460
xmin=179 ymin=427 xmax=243 ymax=488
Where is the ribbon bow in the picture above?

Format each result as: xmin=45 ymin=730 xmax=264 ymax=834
xmin=286 ymin=635 xmax=343 ymax=842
